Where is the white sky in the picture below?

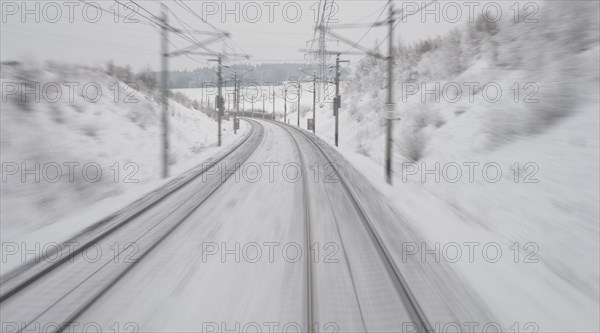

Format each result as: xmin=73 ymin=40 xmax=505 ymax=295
xmin=1 ymin=0 xmax=502 ymax=71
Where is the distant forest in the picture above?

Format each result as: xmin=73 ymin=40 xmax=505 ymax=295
xmin=164 ymin=63 xmax=350 ymax=89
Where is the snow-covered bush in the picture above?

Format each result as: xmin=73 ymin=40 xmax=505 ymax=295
xmin=0 ymin=61 xmax=227 ymax=241
xmin=342 ymin=1 xmax=599 ymax=160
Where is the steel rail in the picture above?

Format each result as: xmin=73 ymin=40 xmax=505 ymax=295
xmin=270 ymin=120 xmax=434 ymax=333
xmin=0 ymin=120 xmax=259 ymax=302
xmin=274 ymin=122 xmax=316 ymax=333
xmin=1 ymin=120 xmax=265 ymax=333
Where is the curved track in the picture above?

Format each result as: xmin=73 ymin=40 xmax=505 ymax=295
xmin=0 ymin=120 xmax=265 ymax=333
xmin=271 ymin=120 xmax=433 ymax=332
xmin=1 ymin=118 xmax=433 ymax=332
xmin=276 ymin=123 xmax=315 ymax=332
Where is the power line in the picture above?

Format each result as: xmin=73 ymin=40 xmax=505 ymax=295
xmin=353 ymin=1 xmax=393 ymax=23
xmin=78 ymin=0 xmax=156 ymax=26
xmin=351 ymin=0 xmax=440 ymax=68
xmin=325 ymin=0 xmax=335 ymax=29
xmin=168 ymin=7 xmax=222 ymax=37
xmin=167 ymin=39 xmax=207 ymax=66
xmin=170 ymin=30 xmax=219 ymax=57
xmin=344 ymin=1 xmax=390 ymax=53
xmin=165 ymin=3 xmax=249 ymax=64
xmin=317 ymin=0 xmax=330 ymax=82
xmin=305 ymin=0 xmax=322 ymax=64
xmin=168 ymin=7 xmax=205 ymax=45
xmin=164 ymin=9 xmax=209 ymax=63
xmin=112 ymin=0 xmax=163 ymax=26
xmin=164 ymin=5 xmax=220 ymax=57
xmin=307 ymin=0 xmax=330 ymax=69
xmin=228 ymin=37 xmax=251 ymax=60
xmin=328 ymin=22 xmax=385 ymax=29
xmin=375 ymin=0 xmax=440 ymax=50
xmin=174 ymin=0 xmax=226 ymax=34
xmin=125 ymin=0 xmax=162 ymax=23
xmin=169 ymin=0 xmax=239 ymax=59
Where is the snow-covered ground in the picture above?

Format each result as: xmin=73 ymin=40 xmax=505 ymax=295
xmin=0 ymin=62 xmax=246 ymax=270
xmin=309 ymin=3 xmax=600 ymax=331
xmin=1 ymin=0 xmax=597 ymax=330
xmin=175 ymin=2 xmax=599 ymax=330
xmin=178 ymin=77 xmax=599 ymax=330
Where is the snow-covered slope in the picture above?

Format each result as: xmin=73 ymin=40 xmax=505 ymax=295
xmin=306 ymin=1 xmax=599 ymax=330
xmin=0 ymin=62 xmax=241 ymax=247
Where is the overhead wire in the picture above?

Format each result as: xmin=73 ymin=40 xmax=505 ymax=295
xmin=112 ymin=0 xmax=163 ymax=26
xmin=164 ymin=3 xmax=220 ymax=57
xmin=167 ymin=39 xmax=207 ymax=66
xmin=78 ymin=0 xmax=157 ymax=27
xmin=350 ymin=0 xmax=440 ymax=69
xmin=73 ymin=1 xmax=228 ymax=69
xmin=124 ymin=0 xmax=162 ymax=23
xmin=173 ymin=0 xmax=226 ymax=34
xmin=374 ymin=0 xmax=440 ymax=50
xmin=169 ymin=1 xmax=248 ymax=60
xmin=303 ymin=0 xmax=323 ymax=70
xmin=344 ymin=1 xmax=390 ymax=52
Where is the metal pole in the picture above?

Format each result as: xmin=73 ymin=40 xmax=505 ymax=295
xmin=272 ymin=91 xmax=275 ymax=120
xmin=297 ymin=82 xmax=301 ymax=127
xmin=217 ymin=56 xmax=223 ymax=147
xmin=233 ymin=73 xmax=237 ymax=134
xmin=312 ymin=72 xmax=316 ymax=134
xmin=334 ymin=54 xmax=340 ymax=147
xmin=385 ymin=3 xmax=395 ymax=184
xmin=236 ymin=74 xmax=242 ymax=112
xmin=284 ymin=88 xmax=287 ymax=123
xmin=160 ymin=4 xmax=169 ymax=178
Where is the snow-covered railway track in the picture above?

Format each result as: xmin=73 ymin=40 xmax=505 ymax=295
xmin=274 ymin=122 xmax=315 ymax=333
xmin=271 ymin=120 xmax=434 ymax=332
xmin=0 ymin=120 xmax=265 ymax=333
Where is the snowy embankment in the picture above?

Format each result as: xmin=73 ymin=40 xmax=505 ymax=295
xmin=308 ymin=2 xmax=599 ymax=331
xmin=0 ymin=62 xmax=244 ymax=266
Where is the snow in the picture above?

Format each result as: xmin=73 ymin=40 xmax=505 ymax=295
xmin=0 ymin=1 xmax=598 ymax=330
xmin=142 ymin=33 xmax=600 ymax=331
xmin=74 ymin=120 xmax=308 ymax=332
xmin=336 ymin=99 xmax=599 ymax=330
xmin=294 ymin=2 xmax=600 ymax=330
xmin=0 ymin=62 xmax=247 ymax=274
xmin=174 ymin=42 xmax=600 ymax=331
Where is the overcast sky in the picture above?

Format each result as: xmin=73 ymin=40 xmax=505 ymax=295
xmin=1 ymin=0 xmax=496 ymax=71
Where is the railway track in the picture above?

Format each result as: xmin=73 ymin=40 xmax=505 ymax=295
xmin=0 ymin=119 xmax=265 ymax=333
xmin=271 ymin=119 xmax=433 ymax=332
xmin=2 ymin=117 xmax=434 ymax=332
xmin=275 ymin=122 xmax=315 ymax=333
